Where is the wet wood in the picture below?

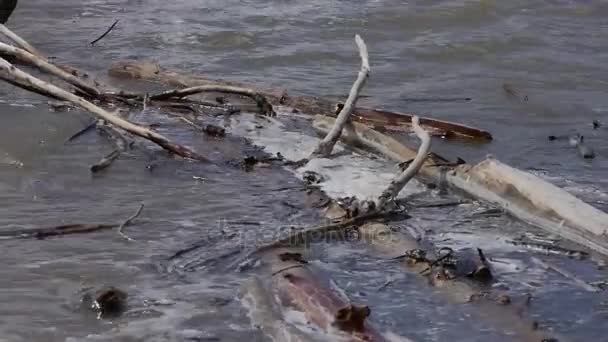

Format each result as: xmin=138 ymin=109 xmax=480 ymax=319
xmin=108 ymin=60 xmax=493 ymax=141
xmin=91 ymin=121 xmax=129 ymax=173
xmin=0 ymin=41 xmax=102 ymax=97
xmin=0 ymin=57 xmax=208 ymax=161
xmin=358 ymin=222 xmax=560 ymax=342
xmin=0 ymin=205 xmax=144 ymax=240
xmin=313 ymin=115 xmax=608 ymax=257
xmin=262 ymin=248 xmax=404 ymax=341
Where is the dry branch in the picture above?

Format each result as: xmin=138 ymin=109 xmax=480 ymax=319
xmin=150 ymin=85 xmax=275 ymax=116
xmin=0 ymin=24 xmax=44 ymax=57
xmin=377 ymin=116 xmax=431 ymax=208
xmin=0 ymin=41 xmax=101 ymax=97
xmin=310 ymin=34 xmax=369 ymax=159
xmin=0 ymin=57 xmax=207 ymax=161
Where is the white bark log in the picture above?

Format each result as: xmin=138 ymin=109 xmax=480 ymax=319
xmin=310 ymin=34 xmax=369 ymax=158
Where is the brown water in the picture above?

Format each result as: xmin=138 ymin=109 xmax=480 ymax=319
xmin=1 ymin=1 xmax=608 ymax=341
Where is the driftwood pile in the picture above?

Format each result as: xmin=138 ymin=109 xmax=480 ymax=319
xmin=1 ymin=23 xmax=606 ymax=341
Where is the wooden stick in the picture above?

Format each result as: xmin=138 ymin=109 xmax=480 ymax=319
xmin=91 ymin=122 xmax=129 ymax=173
xmin=309 ymin=34 xmax=369 ymax=158
xmin=0 ymin=41 xmax=101 ymax=96
xmin=118 ymin=204 xmax=144 ymax=241
xmin=377 ymin=116 xmax=431 ymax=208
xmin=149 ymin=85 xmax=275 ymax=116
xmin=0 ymin=57 xmax=207 ymax=161
xmin=90 ymin=19 xmax=119 ymax=46
xmin=0 ymin=24 xmax=44 ymax=57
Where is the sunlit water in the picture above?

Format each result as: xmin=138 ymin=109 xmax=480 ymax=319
xmin=1 ymin=1 xmax=608 ymax=341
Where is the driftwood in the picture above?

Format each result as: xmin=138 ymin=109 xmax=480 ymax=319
xmin=0 ymin=204 xmax=144 ymax=240
xmin=240 ymin=277 xmax=315 ymax=342
xmin=108 ymin=60 xmax=493 ymax=141
xmin=259 ymin=248 xmax=405 ymax=341
xmin=0 ymin=57 xmax=207 ymax=161
xmin=377 ymin=116 xmax=430 ymax=208
xmin=0 ymin=24 xmax=44 ymax=57
xmin=0 ymin=41 xmax=102 ymax=97
xmin=310 ymin=34 xmax=369 ymax=158
xmin=150 ymin=85 xmax=275 ymax=116
xmin=358 ymin=222 xmax=560 ymax=341
xmin=313 ymin=115 xmax=608 ymax=257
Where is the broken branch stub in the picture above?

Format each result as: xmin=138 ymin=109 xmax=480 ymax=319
xmin=0 ymin=41 xmax=101 ymax=97
xmin=0 ymin=58 xmax=207 ymax=161
xmin=377 ymin=116 xmax=431 ymax=208
xmin=310 ymin=34 xmax=370 ymax=159
xmin=150 ymin=85 xmax=275 ymax=116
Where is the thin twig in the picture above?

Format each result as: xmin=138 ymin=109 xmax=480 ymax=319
xmin=377 ymin=116 xmax=431 ymax=209
xmin=66 ymin=120 xmax=99 ymax=143
xmin=90 ymin=19 xmax=120 ymax=46
xmin=118 ymin=204 xmax=144 ymax=241
xmin=309 ymin=34 xmax=369 ymax=159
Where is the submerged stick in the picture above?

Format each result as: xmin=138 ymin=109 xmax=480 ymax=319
xmin=0 ymin=57 xmax=207 ymax=161
xmin=0 ymin=24 xmax=44 ymax=57
xmin=0 ymin=205 xmax=145 ymax=240
xmin=118 ymin=204 xmax=144 ymax=241
xmin=310 ymin=34 xmax=369 ymax=159
xmin=150 ymin=85 xmax=275 ymax=116
xmin=377 ymin=116 xmax=431 ymax=208
xmin=91 ymin=122 xmax=129 ymax=173
xmin=90 ymin=19 xmax=119 ymax=46
xmin=0 ymin=41 xmax=101 ymax=96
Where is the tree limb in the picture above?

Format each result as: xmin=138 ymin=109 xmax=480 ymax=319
xmin=0 ymin=57 xmax=207 ymax=161
xmin=0 ymin=24 xmax=44 ymax=57
xmin=309 ymin=34 xmax=369 ymax=159
xmin=0 ymin=41 xmax=101 ymax=97
xmin=149 ymin=85 xmax=275 ymax=116
xmin=377 ymin=116 xmax=431 ymax=208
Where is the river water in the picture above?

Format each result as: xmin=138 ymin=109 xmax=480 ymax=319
xmin=1 ymin=1 xmax=608 ymax=341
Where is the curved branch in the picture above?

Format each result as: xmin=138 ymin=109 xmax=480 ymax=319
xmin=149 ymin=85 xmax=275 ymax=116
xmin=377 ymin=116 xmax=431 ymax=208
xmin=309 ymin=34 xmax=370 ymax=158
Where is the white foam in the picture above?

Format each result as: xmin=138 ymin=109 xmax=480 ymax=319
xmin=230 ymin=112 xmax=426 ymax=200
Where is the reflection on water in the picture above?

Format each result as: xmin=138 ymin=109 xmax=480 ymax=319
xmin=1 ymin=0 xmax=608 ymax=341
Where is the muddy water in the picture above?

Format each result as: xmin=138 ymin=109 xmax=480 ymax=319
xmin=1 ymin=0 xmax=608 ymax=341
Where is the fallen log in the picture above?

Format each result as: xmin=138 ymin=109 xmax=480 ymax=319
xmin=107 ymin=60 xmax=493 ymax=141
xmin=312 ymin=115 xmax=608 ymax=257
xmin=259 ymin=248 xmax=408 ymax=341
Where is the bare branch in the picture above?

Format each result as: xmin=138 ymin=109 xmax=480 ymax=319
xmin=90 ymin=19 xmax=119 ymax=46
xmin=0 ymin=41 xmax=101 ymax=96
xmin=309 ymin=34 xmax=369 ymax=159
xmin=377 ymin=116 xmax=431 ymax=208
xmin=0 ymin=24 xmax=44 ymax=57
xmin=0 ymin=57 xmax=207 ymax=161
xmin=150 ymin=85 xmax=275 ymax=116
